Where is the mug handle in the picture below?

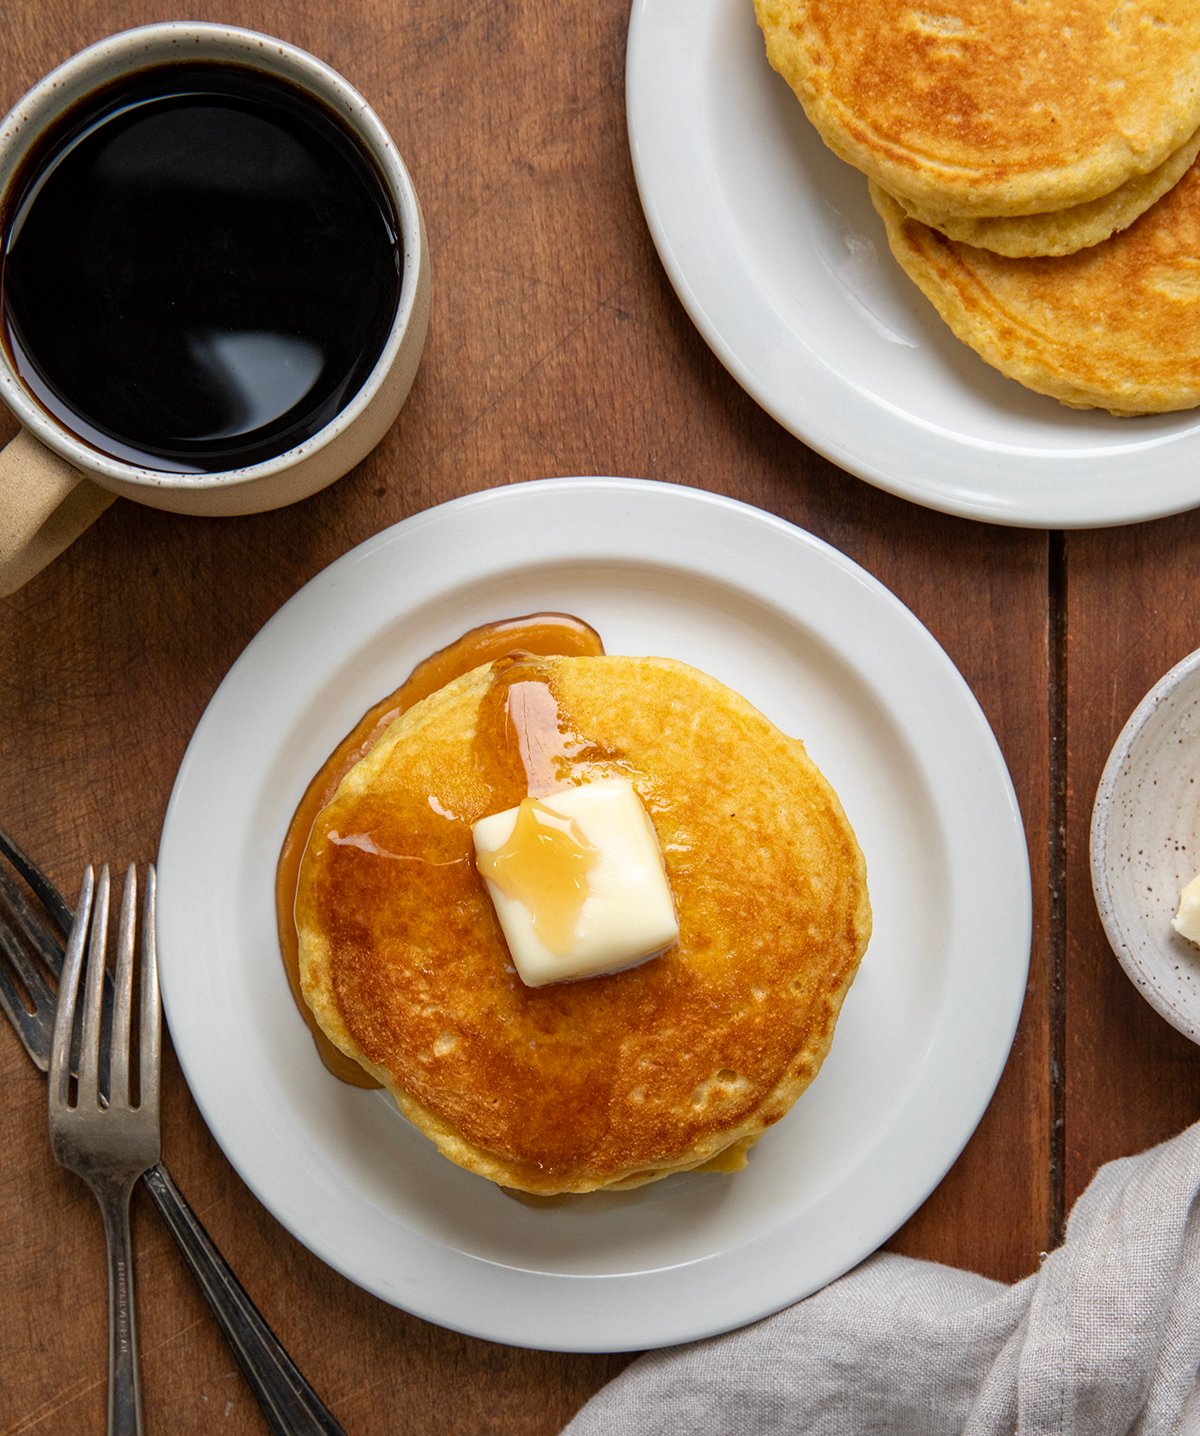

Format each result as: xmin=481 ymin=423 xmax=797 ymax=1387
xmin=0 ymin=428 xmax=115 ymax=596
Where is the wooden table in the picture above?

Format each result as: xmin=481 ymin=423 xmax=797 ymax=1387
xmin=3 ymin=2 xmax=1200 ymax=1432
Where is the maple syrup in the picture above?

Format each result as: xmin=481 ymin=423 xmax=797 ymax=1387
xmin=275 ymin=613 xmax=604 ymax=1083
xmin=476 ymin=798 xmax=600 ymax=955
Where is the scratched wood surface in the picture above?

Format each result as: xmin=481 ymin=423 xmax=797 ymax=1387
xmin=1063 ymin=519 xmax=1200 ymax=1207
xmin=1 ymin=1 xmax=1193 ymax=1432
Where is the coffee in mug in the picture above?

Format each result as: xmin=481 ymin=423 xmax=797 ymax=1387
xmin=0 ymin=24 xmax=430 ymax=595
xmin=3 ymin=63 xmax=404 ymax=474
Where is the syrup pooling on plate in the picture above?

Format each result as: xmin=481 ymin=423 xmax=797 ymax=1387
xmin=275 ymin=614 xmax=605 ymax=1083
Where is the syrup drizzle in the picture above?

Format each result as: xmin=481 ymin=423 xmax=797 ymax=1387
xmin=476 ymin=798 xmax=600 ymax=955
xmin=274 ymin=613 xmax=605 ymax=1084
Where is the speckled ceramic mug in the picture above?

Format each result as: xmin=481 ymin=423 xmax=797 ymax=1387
xmin=0 ymin=22 xmax=430 ymax=595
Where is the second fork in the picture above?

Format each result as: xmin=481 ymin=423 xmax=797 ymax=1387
xmin=50 ymin=864 xmax=160 ymax=1436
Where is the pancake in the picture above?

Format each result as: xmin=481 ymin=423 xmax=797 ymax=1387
xmin=871 ymin=168 xmax=1200 ymax=414
xmin=753 ymin=0 xmax=1200 ymax=221
xmin=296 ymin=651 xmax=872 ymax=1195
xmin=893 ymin=125 xmax=1200 ymax=258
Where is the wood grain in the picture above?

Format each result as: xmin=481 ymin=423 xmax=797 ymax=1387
xmin=1064 ymin=518 xmax=1200 ymax=1211
xmin=0 ymin=1 xmax=1111 ymax=1432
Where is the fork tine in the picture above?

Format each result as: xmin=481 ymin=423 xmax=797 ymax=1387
xmin=77 ymin=864 xmax=110 ymax=1102
xmin=0 ymin=827 xmax=74 ymax=1069
xmin=49 ymin=865 xmax=95 ymax=1111
xmin=140 ymin=866 xmax=160 ymax=1116
xmin=0 ymin=826 xmax=73 ymax=935
xmin=0 ymin=859 xmax=66 ymax=981
xmin=0 ymin=912 xmax=57 ymax=1007
xmin=109 ymin=865 xmax=137 ymax=1108
xmin=0 ymin=867 xmax=59 ymax=1054
xmin=2 ymin=848 xmax=113 ymax=1089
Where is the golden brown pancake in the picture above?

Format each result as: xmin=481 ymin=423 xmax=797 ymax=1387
xmin=871 ymin=168 xmax=1200 ymax=414
xmin=893 ymin=125 xmax=1200 ymax=257
xmin=754 ymin=0 xmax=1200 ymax=222
xmin=296 ymin=652 xmax=871 ymax=1195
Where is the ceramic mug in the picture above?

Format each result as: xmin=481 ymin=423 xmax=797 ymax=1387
xmin=0 ymin=22 xmax=430 ymax=595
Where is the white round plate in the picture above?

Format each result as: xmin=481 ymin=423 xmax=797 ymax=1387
xmin=157 ymin=477 xmax=1031 ymax=1352
xmin=1092 ymin=648 xmax=1200 ymax=1044
xmin=626 ymin=0 xmax=1200 ymax=529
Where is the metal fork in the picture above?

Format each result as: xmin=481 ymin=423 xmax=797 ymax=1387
xmin=50 ymin=864 xmax=160 ymax=1436
xmin=0 ymin=828 xmax=347 ymax=1436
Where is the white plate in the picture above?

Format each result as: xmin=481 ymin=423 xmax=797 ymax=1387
xmin=1092 ymin=648 xmax=1200 ymax=1044
xmin=626 ymin=0 xmax=1200 ymax=529
xmin=156 ymin=477 xmax=1031 ymax=1352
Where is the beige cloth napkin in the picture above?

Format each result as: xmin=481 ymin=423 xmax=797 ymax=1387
xmin=563 ymin=1122 xmax=1200 ymax=1435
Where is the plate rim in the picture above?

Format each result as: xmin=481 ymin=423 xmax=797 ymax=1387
xmin=156 ymin=475 xmax=1032 ymax=1350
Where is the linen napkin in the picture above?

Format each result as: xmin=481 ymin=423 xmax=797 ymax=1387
xmin=562 ymin=1122 xmax=1200 ymax=1435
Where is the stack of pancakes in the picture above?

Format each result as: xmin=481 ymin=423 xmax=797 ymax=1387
xmin=296 ymin=653 xmax=871 ymax=1196
xmin=754 ymin=0 xmax=1200 ymax=414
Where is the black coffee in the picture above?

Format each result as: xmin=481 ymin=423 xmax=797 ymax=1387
xmin=0 ymin=63 xmax=402 ymax=473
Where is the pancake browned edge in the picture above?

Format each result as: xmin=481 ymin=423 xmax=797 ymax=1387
xmin=296 ymin=653 xmax=872 ymax=1196
xmin=871 ymin=168 xmax=1200 ymax=416
xmin=753 ymin=0 xmax=1200 ymax=224
xmin=893 ymin=125 xmax=1200 ymax=258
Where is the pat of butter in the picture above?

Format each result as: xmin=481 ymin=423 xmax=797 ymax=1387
xmin=472 ymin=778 xmax=679 ymax=987
xmin=1173 ymin=871 xmax=1200 ymax=945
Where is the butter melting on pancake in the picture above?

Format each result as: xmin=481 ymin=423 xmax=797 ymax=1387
xmin=296 ymin=653 xmax=871 ymax=1195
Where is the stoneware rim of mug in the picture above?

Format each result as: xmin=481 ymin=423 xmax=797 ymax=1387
xmin=0 ymin=21 xmax=428 ymax=505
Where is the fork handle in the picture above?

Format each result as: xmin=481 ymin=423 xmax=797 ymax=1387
xmin=141 ymin=1163 xmax=348 ymax=1436
xmin=98 ymin=1176 xmax=143 ymax=1436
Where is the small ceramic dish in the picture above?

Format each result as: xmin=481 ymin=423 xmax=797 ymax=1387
xmin=1091 ymin=647 xmax=1200 ymax=1044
